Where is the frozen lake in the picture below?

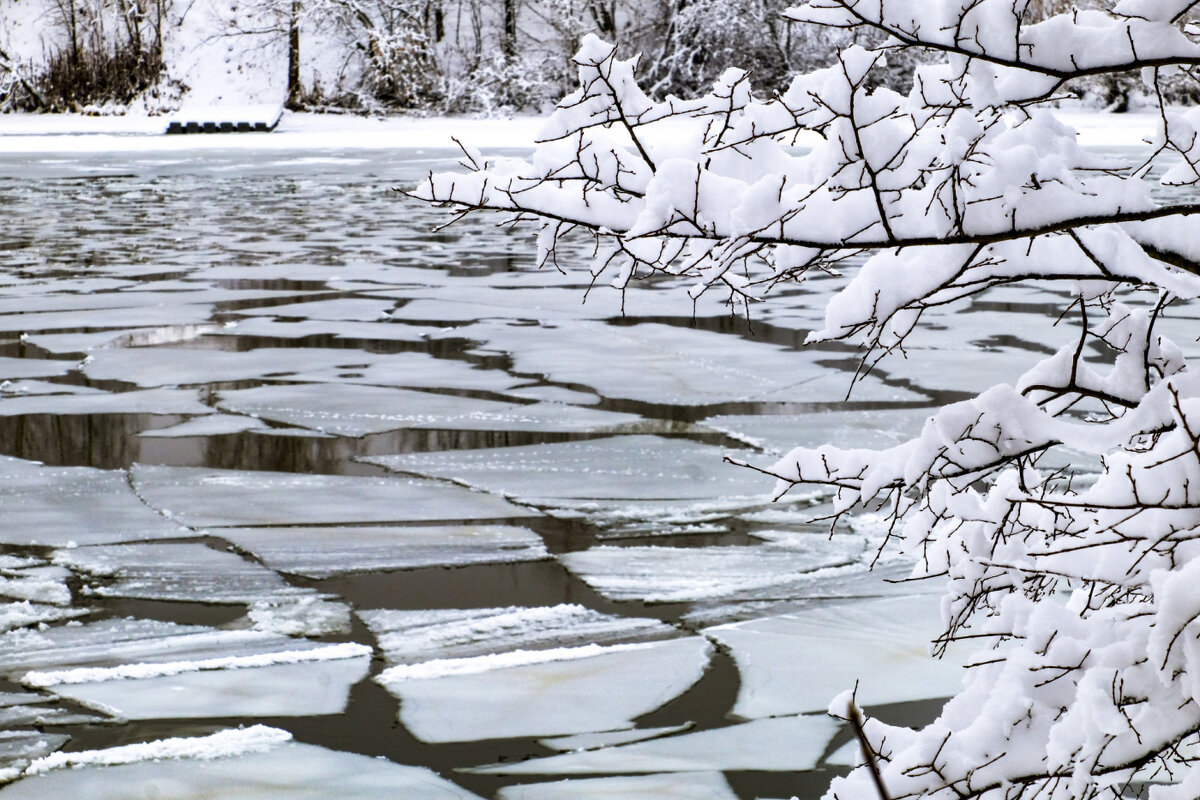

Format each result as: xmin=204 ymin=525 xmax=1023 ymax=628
xmin=0 ymin=139 xmax=1181 ymax=799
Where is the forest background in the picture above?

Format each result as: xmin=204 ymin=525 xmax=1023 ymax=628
xmin=4 ymin=0 xmax=1199 ymax=117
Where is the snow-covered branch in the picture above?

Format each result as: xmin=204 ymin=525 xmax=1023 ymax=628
xmin=412 ymin=3 xmax=1200 ymax=799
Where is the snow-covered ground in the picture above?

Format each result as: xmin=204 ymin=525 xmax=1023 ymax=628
xmin=0 ymin=107 xmax=1161 ymax=153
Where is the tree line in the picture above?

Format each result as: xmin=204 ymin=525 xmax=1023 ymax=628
xmin=3 ymin=0 xmax=1194 ymax=114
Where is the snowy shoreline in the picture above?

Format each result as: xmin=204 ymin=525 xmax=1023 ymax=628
xmin=0 ymin=109 xmax=1159 ymax=154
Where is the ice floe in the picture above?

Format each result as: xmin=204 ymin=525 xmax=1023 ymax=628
xmin=130 ymin=464 xmax=537 ymax=526
xmin=377 ymin=637 xmax=711 ymax=742
xmin=0 ymin=735 xmax=484 ymax=799
xmin=220 ymin=524 xmax=548 ymax=577
xmin=53 ymin=542 xmax=312 ymax=604
xmin=137 ymin=414 xmax=270 ymax=438
xmin=0 ymin=387 xmax=212 ymax=417
xmin=0 ymin=358 xmax=72 ymax=381
xmin=82 ymin=347 xmax=520 ymax=393
xmin=217 ymin=383 xmax=641 ymax=437
xmin=22 ymin=725 xmax=292 ymax=774
xmin=0 ymin=603 xmax=88 ymax=633
xmin=0 ymin=458 xmax=190 ymax=546
xmin=702 ymin=408 xmax=933 ymax=455
xmin=0 ymin=618 xmax=370 ymax=720
xmin=448 ymin=320 xmax=920 ymax=405
xmin=247 ymin=596 xmax=352 ymax=636
xmin=360 ymin=604 xmax=676 ymax=664
xmin=210 ymin=316 xmax=434 ymax=342
xmin=496 ymin=771 xmax=739 ymax=800
xmin=0 ymin=566 xmax=72 ymax=606
xmin=41 ymin=654 xmax=369 ymax=719
xmin=559 ymin=543 xmax=866 ymax=604
xmin=705 ymin=594 xmax=968 ymax=719
xmin=0 ymin=732 xmax=70 ymax=782
xmin=469 ymin=714 xmax=840 ymax=775
xmin=539 ymin=723 xmax=694 ymax=752
xmin=366 ymin=435 xmax=782 ymax=528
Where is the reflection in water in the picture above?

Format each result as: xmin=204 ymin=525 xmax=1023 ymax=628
xmin=0 ymin=414 xmax=188 ymax=469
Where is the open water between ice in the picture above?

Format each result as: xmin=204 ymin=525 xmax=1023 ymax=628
xmin=0 ymin=144 xmax=1188 ymax=799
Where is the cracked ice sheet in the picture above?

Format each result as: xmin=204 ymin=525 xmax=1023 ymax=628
xmin=469 ymin=714 xmax=839 ymax=775
xmin=0 ymin=603 xmax=88 ymax=632
xmin=0 ymin=617 xmax=359 ymax=678
xmin=360 ymin=605 xmax=677 ymax=664
xmin=0 ymin=735 xmax=483 ymax=799
xmin=130 ymin=464 xmax=537 ymax=527
xmin=82 ymin=347 xmax=520 ymax=393
xmin=219 ymin=524 xmax=548 ymax=578
xmin=702 ymin=408 xmax=933 ymax=455
xmin=445 ymin=321 xmax=921 ymax=405
xmin=366 ymin=436 xmax=785 ymax=526
xmin=137 ymin=413 xmax=270 ymax=437
xmin=681 ymin=559 xmax=945 ymax=627
xmin=233 ymin=297 xmax=397 ymax=321
xmin=0 ymin=732 xmax=70 ymax=781
xmin=0 ymin=304 xmax=215 ymax=334
xmin=24 ymin=324 xmax=225 ymax=354
xmin=705 ymin=595 xmax=968 ymax=720
xmin=0 ymin=696 xmax=104 ymax=727
xmin=558 ymin=542 xmax=866 ymax=604
xmin=383 ymin=284 xmax=728 ymax=323
xmin=0 ymin=619 xmax=370 ymax=720
xmin=540 ymin=724 xmax=693 ymax=752
xmin=51 ymin=543 xmax=317 ymax=604
xmin=0 ymin=358 xmax=73 ymax=381
xmin=377 ymin=637 xmax=711 ymax=743
xmin=217 ymin=384 xmax=641 ymax=437
xmin=42 ymin=656 xmax=370 ymax=719
xmin=213 ymin=316 xmax=433 ymax=343
xmin=0 ymin=565 xmax=71 ymax=606
xmin=0 ymin=457 xmax=190 ymax=546
xmin=496 ymin=772 xmax=739 ymax=800
xmin=0 ymin=387 xmax=212 ymax=417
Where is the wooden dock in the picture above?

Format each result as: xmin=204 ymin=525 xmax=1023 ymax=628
xmin=164 ymin=104 xmax=283 ymax=135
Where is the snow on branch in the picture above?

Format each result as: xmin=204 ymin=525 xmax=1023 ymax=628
xmin=410 ymin=3 xmax=1200 ymax=799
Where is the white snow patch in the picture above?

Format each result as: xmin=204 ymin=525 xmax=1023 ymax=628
xmin=23 ymin=726 xmax=292 ymax=774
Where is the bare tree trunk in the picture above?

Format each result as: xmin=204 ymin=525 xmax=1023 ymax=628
xmin=502 ymin=0 xmax=517 ymax=61
xmin=287 ymin=0 xmax=301 ymax=107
